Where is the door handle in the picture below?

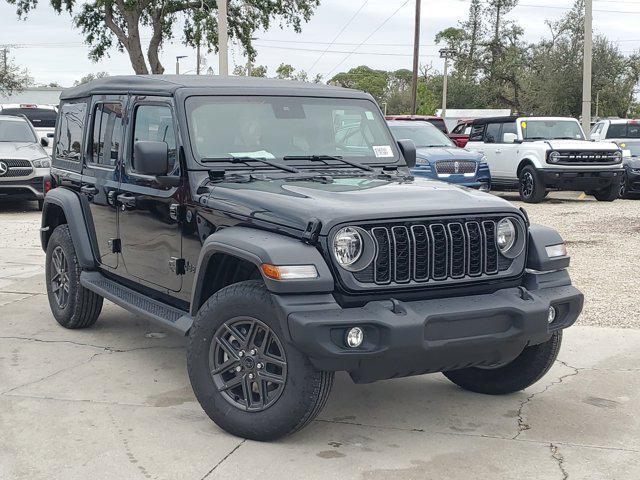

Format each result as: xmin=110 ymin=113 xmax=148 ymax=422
xmin=81 ymin=185 xmax=99 ymax=196
xmin=117 ymin=193 xmax=136 ymax=210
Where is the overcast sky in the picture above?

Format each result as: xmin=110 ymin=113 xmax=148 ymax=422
xmin=2 ymin=0 xmax=640 ymax=87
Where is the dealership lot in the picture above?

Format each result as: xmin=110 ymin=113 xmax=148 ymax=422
xmin=1 ymin=193 xmax=639 ymax=480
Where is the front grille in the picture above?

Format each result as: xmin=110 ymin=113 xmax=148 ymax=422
xmin=434 ymin=160 xmax=477 ymax=175
xmin=353 ymin=217 xmax=516 ymax=286
xmin=548 ymin=150 xmax=620 ymax=165
xmin=0 ymin=159 xmax=33 ymax=179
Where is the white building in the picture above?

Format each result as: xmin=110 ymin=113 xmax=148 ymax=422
xmin=436 ymin=108 xmax=512 ymax=130
xmin=0 ymin=87 xmax=63 ymax=106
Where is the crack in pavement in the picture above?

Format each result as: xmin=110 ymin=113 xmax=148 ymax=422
xmin=200 ymin=439 xmax=247 ymax=479
xmin=0 ymin=292 xmax=41 ymax=307
xmin=0 ymin=335 xmax=184 ymax=353
xmin=550 ymin=443 xmax=569 ymax=480
xmin=513 ymin=360 xmax=581 ymax=440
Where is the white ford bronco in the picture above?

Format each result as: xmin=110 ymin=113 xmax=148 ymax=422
xmin=465 ymin=116 xmax=624 ymax=202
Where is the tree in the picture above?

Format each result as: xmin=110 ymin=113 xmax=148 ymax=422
xmin=0 ymin=49 xmax=32 ymax=95
xmin=275 ymin=63 xmax=321 ymax=82
xmin=74 ymin=71 xmax=109 ymax=86
xmin=8 ymin=0 xmax=321 ymax=75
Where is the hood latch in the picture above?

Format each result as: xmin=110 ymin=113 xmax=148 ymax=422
xmin=302 ymin=218 xmax=322 ymax=245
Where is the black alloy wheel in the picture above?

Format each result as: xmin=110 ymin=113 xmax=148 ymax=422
xmin=50 ymin=245 xmax=70 ymax=309
xmin=210 ymin=316 xmax=287 ymax=412
xmin=521 ymin=171 xmax=534 ymax=198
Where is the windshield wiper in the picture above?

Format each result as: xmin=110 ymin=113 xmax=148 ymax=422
xmin=201 ymin=156 xmax=299 ymax=174
xmin=554 ymin=137 xmax=580 ymax=140
xmin=282 ymin=154 xmax=374 ymax=172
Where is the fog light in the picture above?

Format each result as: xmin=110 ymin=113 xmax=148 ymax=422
xmin=345 ymin=327 xmax=364 ymax=348
xmin=548 ymin=306 xmax=557 ymax=324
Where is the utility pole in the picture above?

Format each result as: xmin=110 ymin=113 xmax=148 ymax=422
xmin=196 ymin=23 xmax=201 ymax=75
xmin=439 ymin=48 xmax=455 ymax=119
xmin=1 ymin=48 xmax=7 ymax=71
xmin=581 ymin=0 xmax=593 ymax=137
xmin=410 ymin=0 xmax=421 ymax=116
xmin=218 ymin=0 xmax=229 ymax=76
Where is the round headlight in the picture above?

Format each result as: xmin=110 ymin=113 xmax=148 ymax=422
xmin=333 ymin=227 xmax=363 ymax=268
xmin=548 ymin=151 xmax=561 ymax=163
xmin=496 ymin=218 xmax=517 ymax=253
xmin=613 ymin=150 xmax=623 ymax=162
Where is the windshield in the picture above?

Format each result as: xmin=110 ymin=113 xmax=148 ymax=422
xmin=186 ymin=96 xmax=399 ymax=164
xmin=521 ymin=119 xmax=585 ymax=140
xmin=1 ymin=108 xmax=57 ymax=128
xmin=619 ymin=142 xmax=640 ymax=156
xmin=607 ymin=123 xmax=640 ymax=139
xmin=0 ymin=118 xmax=37 ymax=143
xmin=389 ymin=122 xmax=454 ymax=148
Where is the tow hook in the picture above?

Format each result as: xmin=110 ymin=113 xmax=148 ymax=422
xmin=518 ymin=286 xmax=534 ymax=301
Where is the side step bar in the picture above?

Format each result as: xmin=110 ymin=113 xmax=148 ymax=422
xmin=80 ymin=271 xmax=194 ymax=334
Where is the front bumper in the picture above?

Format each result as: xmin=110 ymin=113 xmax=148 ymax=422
xmin=275 ymin=271 xmax=583 ymax=383
xmin=539 ymin=168 xmax=624 ymax=190
xmin=0 ymin=176 xmax=45 ymax=200
xmin=411 ymin=164 xmax=491 ymax=190
xmin=624 ymin=167 xmax=640 ymax=193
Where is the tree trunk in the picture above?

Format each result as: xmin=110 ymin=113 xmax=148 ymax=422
xmin=147 ymin=10 xmax=165 ymax=74
xmin=104 ymin=2 xmax=149 ymax=74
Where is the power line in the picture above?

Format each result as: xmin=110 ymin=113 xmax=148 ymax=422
xmin=253 ymin=42 xmax=439 ymax=57
xmin=307 ymin=0 xmax=369 ymax=73
xmin=324 ymin=0 xmax=411 ymax=78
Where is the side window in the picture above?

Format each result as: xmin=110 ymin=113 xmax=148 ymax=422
xmin=501 ymin=122 xmax=517 ymax=142
xmin=463 ymin=125 xmax=472 ymax=135
xmin=132 ymin=105 xmax=177 ymax=173
xmin=469 ymin=124 xmax=485 ymax=142
xmin=591 ymin=123 xmax=603 ymax=136
xmin=452 ymin=124 xmax=463 ymax=134
xmin=91 ymin=103 xmax=123 ymax=167
xmin=55 ymin=101 xmax=87 ymax=161
xmin=484 ymin=123 xmax=502 ymax=143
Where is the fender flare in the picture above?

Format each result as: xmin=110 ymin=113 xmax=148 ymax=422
xmin=190 ymin=227 xmax=334 ymax=315
xmin=41 ymin=188 xmax=96 ymax=270
xmin=527 ymin=224 xmax=570 ymax=272
xmin=517 ymin=157 xmax=542 ymax=176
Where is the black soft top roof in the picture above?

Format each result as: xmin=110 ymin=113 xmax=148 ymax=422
xmin=61 ymin=75 xmax=368 ymax=100
xmin=471 ymin=116 xmax=518 ymax=126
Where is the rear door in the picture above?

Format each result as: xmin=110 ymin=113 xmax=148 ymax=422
xmin=80 ymin=96 xmax=124 ymax=270
xmin=117 ymin=97 xmax=183 ymax=292
xmin=496 ymin=121 xmax=520 ymax=180
xmin=480 ymin=123 xmax=504 ymax=178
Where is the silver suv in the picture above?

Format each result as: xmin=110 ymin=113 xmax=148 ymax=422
xmin=0 ymin=115 xmax=51 ymax=209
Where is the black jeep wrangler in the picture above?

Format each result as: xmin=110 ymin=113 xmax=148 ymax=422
xmin=41 ymin=75 xmax=583 ymax=441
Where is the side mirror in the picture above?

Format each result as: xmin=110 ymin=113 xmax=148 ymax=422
xmin=40 ymin=137 xmax=49 ymax=147
xmin=134 ymin=141 xmax=169 ymax=176
xmin=397 ymin=139 xmax=416 ymax=169
xmin=503 ymin=133 xmax=518 ymax=144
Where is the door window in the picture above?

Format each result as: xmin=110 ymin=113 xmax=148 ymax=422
xmin=91 ymin=103 xmax=123 ymax=167
xmin=56 ymin=101 xmax=87 ymax=161
xmin=485 ymin=123 xmax=502 ymax=143
xmin=132 ymin=105 xmax=177 ymax=173
xmin=469 ymin=124 xmax=485 ymax=142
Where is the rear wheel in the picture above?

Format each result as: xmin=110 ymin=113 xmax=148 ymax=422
xmin=619 ymin=173 xmax=628 ymax=198
xmin=443 ymin=332 xmax=562 ymax=395
xmin=593 ymin=181 xmax=619 ymax=202
xmin=187 ymin=280 xmax=334 ymax=441
xmin=519 ymin=166 xmax=546 ymax=203
xmin=45 ymin=225 xmax=103 ymax=329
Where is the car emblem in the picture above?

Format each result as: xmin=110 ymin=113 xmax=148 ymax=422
xmin=454 ymin=161 xmax=460 ymax=174
xmin=0 ymin=161 xmax=8 ymax=176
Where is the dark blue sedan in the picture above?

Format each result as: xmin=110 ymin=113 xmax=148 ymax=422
xmin=388 ymin=120 xmax=491 ymax=191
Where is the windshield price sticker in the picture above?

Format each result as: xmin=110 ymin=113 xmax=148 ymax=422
xmin=373 ymin=145 xmax=394 ymax=158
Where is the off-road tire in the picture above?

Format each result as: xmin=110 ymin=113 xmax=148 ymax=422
xmin=519 ymin=165 xmax=547 ymax=203
xmin=45 ymin=225 xmax=103 ymax=329
xmin=593 ymin=181 xmax=619 ymax=202
xmin=443 ymin=331 xmax=562 ymax=395
xmin=187 ymin=280 xmax=334 ymax=441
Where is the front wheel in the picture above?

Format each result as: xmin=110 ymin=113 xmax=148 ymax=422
xmin=443 ymin=331 xmax=562 ymax=395
xmin=518 ymin=166 xmax=547 ymax=203
xmin=593 ymin=181 xmax=619 ymax=202
xmin=187 ymin=280 xmax=334 ymax=441
xmin=619 ymin=173 xmax=628 ymax=198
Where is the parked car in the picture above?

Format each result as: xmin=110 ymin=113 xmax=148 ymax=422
xmin=0 ymin=104 xmax=57 ymax=156
xmin=448 ymin=119 xmax=474 ymax=147
xmin=41 ymin=75 xmax=583 ymax=441
xmin=385 ymin=115 xmax=448 ymax=133
xmin=0 ymin=115 xmax=51 ymax=209
xmin=387 ymin=120 xmax=490 ymax=191
xmin=465 ymin=116 xmax=624 ymax=203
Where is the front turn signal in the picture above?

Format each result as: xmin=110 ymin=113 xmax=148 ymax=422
xmin=261 ymin=264 xmax=318 ymax=280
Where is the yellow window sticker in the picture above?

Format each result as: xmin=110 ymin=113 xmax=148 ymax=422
xmin=521 ymin=121 xmax=527 ymax=129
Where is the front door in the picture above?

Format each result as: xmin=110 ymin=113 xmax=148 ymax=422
xmin=81 ymin=97 xmax=124 ymax=269
xmin=117 ymin=98 xmax=183 ymax=292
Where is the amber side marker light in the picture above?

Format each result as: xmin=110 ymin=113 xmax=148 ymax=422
xmin=261 ymin=264 xmax=318 ymax=280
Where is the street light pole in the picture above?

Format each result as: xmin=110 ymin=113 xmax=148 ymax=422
xmin=439 ymin=48 xmax=455 ymax=119
xmin=410 ymin=0 xmax=421 ymax=116
xmin=582 ymin=0 xmax=593 ymax=137
xmin=175 ymin=55 xmax=187 ymax=74
xmin=218 ymin=0 xmax=229 ymax=76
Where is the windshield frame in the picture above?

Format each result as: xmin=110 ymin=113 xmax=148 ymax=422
xmin=388 ymin=121 xmax=455 ymax=148
xmin=0 ymin=117 xmax=38 ymax=143
xmin=519 ymin=118 xmax=586 ymax=141
xmin=182 ymin=94 xmax=402 ymax=170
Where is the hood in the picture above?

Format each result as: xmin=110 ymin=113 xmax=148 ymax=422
xmin=542 ymin=139 xmax=620 ymax=151
xmin=0 ymin=142 xmax=48 ymax=161
xmin=416 ymin=146 xmax=482 ymax=162
xmin=204 ymin=175 xmax=520 ymax=234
